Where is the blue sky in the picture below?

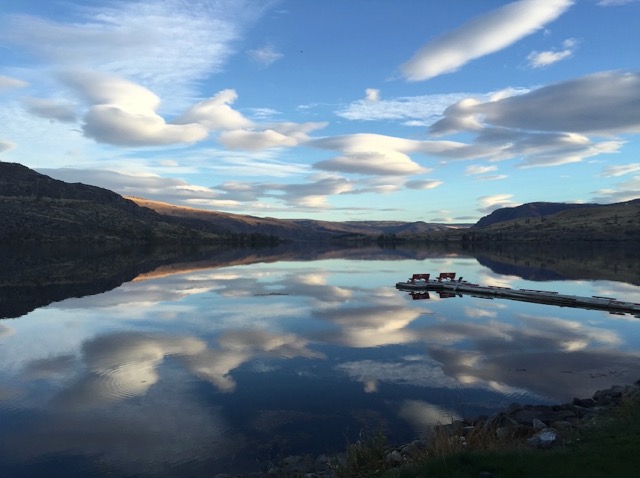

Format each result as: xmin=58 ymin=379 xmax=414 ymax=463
xmin=1 ymin=0 xmax=639 ymax=223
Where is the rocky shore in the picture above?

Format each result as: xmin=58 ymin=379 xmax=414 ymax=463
xmin=214 ymin=380 xmax=640 ymax=478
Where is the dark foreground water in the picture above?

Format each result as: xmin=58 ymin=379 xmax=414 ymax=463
xmin=1 ymin=244 xmax=639 ymax=476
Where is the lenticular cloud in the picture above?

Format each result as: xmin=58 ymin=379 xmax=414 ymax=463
xmin=401 ymin=0 xmax=573 ymax=81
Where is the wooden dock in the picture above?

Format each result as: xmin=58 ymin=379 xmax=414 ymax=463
xmin=396 ymin=272 xmax=640 ymax=317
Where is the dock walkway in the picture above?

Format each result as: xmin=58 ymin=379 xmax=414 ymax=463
xmin=396 ymin=272 xmax=640 ymax=317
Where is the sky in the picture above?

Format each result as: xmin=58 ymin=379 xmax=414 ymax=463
xmin=1 ymin=0 xmax=639 ymax=223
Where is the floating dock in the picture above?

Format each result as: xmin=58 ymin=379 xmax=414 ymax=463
xmin=396 ymin=272 xmax=640 ymax=317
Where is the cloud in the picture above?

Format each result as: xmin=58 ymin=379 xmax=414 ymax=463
xmin=23 ymin=97 xmax=78 ymax=122
xmin=1 ymin=0 xmax=272 ymax=107
xmin=247 ymin=43 xmax=283 ymax=66
xmin=477 ymin=194 xmax=520 ymax=213
xmin=428 ymin=71 xmax=637 ymax=167
xmin=315 ymin=151 xmax=426 ymax=176
xmin=597 ymin=0 xmax=638 ymax=5
xmin=55 ymin=333 xmax=206 ymax=409
xmin=218 ymin=122 xmax=326 ymax=150
xmin=591 ymin=175 xmax=640 ymax=203
xmin=312 ymin=133 xmax=464 ymax=176
xmin=172 ymin=89 xmax=253 ymax=130
xmin=467 ymin=71 xmax=640 ymax=135
xmin=401 ymin=0 xmax=573 ymax=81
xmin=336 ymin=92 xmax=483 ymax=122
xmin=216 ymin=175 xmax=355 ymax=209
xmin=405 ymin=179 xmax=443 ymax=190
xmin=0 ymin=140 xmax=16 ymax=154
xmin=0 ymin=324 xmax=14 ymax=338
xmin=0 ymin=74 xmax=28 ymax=90
xmin=364 ymin=88 xmax=380 ymax=102
xmin=527 ymin=38 xmax=577 ymax=68
xmin=274 ymin=176 xmax=354 ymax=208
xmin=38 ymin=167 xmax=220 ymax=205
xmin=62 ymin=70 xmax=208 ymax=146
xmin=599 ymin=163 xmax=640 ymax=177
xmin=465 ymin=165 xmax=498 ymax=175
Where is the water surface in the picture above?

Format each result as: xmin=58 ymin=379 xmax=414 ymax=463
xmin=1 ymin=245 xmax=639 ymax=476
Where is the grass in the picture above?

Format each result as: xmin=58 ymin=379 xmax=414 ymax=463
xmin=336 ymin=396 xmax=640 ymax=478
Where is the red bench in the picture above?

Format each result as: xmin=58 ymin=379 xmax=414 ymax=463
xmin=409 ymin=273 xmax=430 ymax=283
xmin=437 ymin=272 xmax=456 ymax=281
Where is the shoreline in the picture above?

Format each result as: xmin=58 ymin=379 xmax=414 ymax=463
xmin=217 ymin=379 xmax=640 ymax=478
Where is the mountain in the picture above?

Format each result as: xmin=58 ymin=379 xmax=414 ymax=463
xmin=0 ymin=161 xmax=221 ymax=244
xmin=466 ymin=199 xmax=640 ymax=242
xmin=128 ymin=197 xmax=321 ymax=240
xmin=474 ymin=202 xmax=594 ymax=228
xmin=129 ymin=197 xmax=463 ymax=240
xmin=1 ymin=161 xmax=461 ymax=244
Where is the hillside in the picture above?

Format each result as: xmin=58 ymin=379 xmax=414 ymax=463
xmin=128 ymin=197 xmax=321 ymax=240
xmin=0 ymin=161 xmax=221 ymax=244
xmin=475 ymin=202 xmax=595 ymax=228
xmin=129 ymin=197 xmax=462 ymax=240
xmin=466 ymin=199 xmax=640 ymax=242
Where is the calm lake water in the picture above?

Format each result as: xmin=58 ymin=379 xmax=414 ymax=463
xmin=1 ymin=244 xmax=640 ymax=476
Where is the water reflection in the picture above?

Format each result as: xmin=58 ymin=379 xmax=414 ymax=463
xmin=1 ymin=244 xmax=640 ymax=476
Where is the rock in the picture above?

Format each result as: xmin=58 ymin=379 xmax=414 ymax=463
xmin=385 ymin=450 xmax=403 ymax=466
xmin=510 ymin=408 xmax=544 ymax=425
xmin=527 ymin=429 xmax=559 ymax=449
xmin=551 ymin=420 xmax=574 ymax=432
xmin=532 ymin=418 xmax=547 ymax=431
xmin=573 ymin=397 xmax=596 ymax=408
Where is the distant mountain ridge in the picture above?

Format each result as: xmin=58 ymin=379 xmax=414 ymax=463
xmin=474 ymin=202 xmax=596 ymax=228
xmin=465 ymin=198 xmax=640 ymax=242
xmin=129 ymin=197 xmax=463 ymax=239
xmin=1 ymin=161 xmax=463 ymax=243
xmin=3 ymin=161 xmax=639 ymax=244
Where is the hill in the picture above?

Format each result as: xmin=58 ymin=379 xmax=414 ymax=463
xmin=475 ymin=202 xmax=595 ymax=228
xmin=465 ymin=199 xmax=640 ymax=242
xmin=0 ymin=161 xmax=221 ymax=244
xmin=129 ymin=196 xmax=463 ymax=240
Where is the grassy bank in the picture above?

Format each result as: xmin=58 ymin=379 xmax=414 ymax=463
xmin=334 ymin=392 xmax=640 ymax=478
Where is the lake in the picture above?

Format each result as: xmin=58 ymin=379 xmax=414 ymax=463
xmin=1 ymin=243 xmax=639 ymax=476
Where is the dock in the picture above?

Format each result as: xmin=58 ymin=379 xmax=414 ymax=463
xmin=396 ymin=273 xmax=640 ymax=317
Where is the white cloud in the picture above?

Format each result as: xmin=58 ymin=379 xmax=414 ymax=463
xmin=336 ymin=92 xmax=481 ymax=122
xmin=428 ymin=71 xmax=637 ymax=168
xmin=599 ymin=163 xmax=640 ymax=177
xmin=597 ymin=0 xmax=638 ymax=5
xmin=312 ymin=133 xmax=466 ymax=176
xmin=315 ymin=151 xmax=426 ymax=176
xmin=527 ymin=38 xmax=577 ymax=68
xmin=218 ymin=122 xmax=327 ymax=150
xmin=591 ymin=175 xmax=640 ymax=203
xmin=62 ymin=70 xmax=207 ymax=146
xmin=477 ymin=193 xmax=520 ymax=213
xmin=38 ymin=168 xmax=220 ymax=205
xmin=23 ymin=97 xmax=77 ymax=122
xmin=465 ymin=164 xmax=498 ymax=175
xmin=401 ymin=0 xmax=573 ymax=81
xmin=405 ymin=179 xmax=443 ymax=190
xmin=172 ymin=89 xmax=253 ymax=130
xmin=0 ymin=0 xmax=272 ymax=109
xmin=0 ymin=140 xmax=16 ymax=153
xmin=0 ymin=74 xmax=28 ymax=90
xmin=247 ymin=43 xmax=283 ymax=67
xmin=364 ymin=88 xmax=380 ymax=102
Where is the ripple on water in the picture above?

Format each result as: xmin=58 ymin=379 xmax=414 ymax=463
xmin=0 ymin=387 xmax=25 ymax=417
xmin=92 ymin=363 xmax=157 ymax=402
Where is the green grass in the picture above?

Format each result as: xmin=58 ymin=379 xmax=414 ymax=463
xmin=340 ymin=397 xmax=640 ymax=478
